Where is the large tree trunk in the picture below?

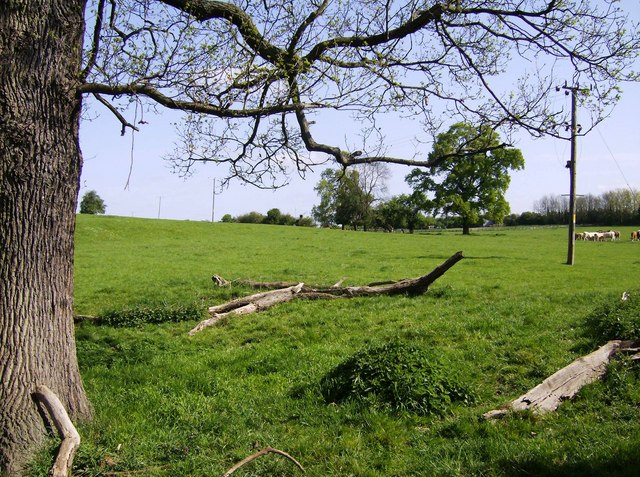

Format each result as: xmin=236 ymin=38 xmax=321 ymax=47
xmin=0 ymin=1 xmax=92 ymax=474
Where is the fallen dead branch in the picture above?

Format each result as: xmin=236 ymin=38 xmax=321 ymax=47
xmin=189 ymin=283 xmax=305 ymax=335
xmin=33 ymin=385 xmax=81 ymax=477
xmin=483 ymin=339 xmax=639 ymax=419
xmin=223 ymin=446 xmax=304 ymax=476
xmin=211 ymin=251 xmax=462 ymax=297
xmin=190 ymin=251 xmax=463 ymax=335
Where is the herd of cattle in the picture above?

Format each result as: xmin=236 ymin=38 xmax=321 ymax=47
xmin=575 ymin=230 xmax=640 ymax=241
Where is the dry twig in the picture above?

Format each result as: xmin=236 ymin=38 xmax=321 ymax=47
xmin=223 ymin=446 xmax=305 ymax=476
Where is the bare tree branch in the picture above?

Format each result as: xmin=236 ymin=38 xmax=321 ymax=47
xmin=79 ymin=0 xmax=639 ymax=187
xmin=92 ymin=93 xmax=139 ymax=135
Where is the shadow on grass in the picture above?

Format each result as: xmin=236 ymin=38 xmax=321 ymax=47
xmin=498 ymin=447 xmax=640 ymax=477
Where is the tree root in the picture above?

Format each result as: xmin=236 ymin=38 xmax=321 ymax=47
xmin=33 ymin=385 xmax=81 ymax=477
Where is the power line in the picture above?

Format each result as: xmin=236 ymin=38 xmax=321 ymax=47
xmin=595 ymin=125 xmax=634 ymax=194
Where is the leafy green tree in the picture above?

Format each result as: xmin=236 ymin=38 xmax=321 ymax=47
xmin=79 ymin=190 xmax=106 ymax=215
xmin=236 ymin=211 xmax=265 ymax=224
xmin=264 ymin=208 xmax=283 ymax=225
xmin=334 ymin=169 xmax=372 ymax=230
xmin=313 ymin=167 xmax=378 ymax=230
xmin=375 ymin=194 xmax=432 ymax=233
xmin=312 ymin=169 xmax=340 ymax=227
xmin=407 ymin=123 xmax=524 ymax=235
xmin=2 ymin=0 xmax=638 ymax=471
xmin=221 ymin=214 xmax=235 ymax=223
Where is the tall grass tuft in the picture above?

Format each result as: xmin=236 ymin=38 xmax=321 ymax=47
xmin=319 ymin=340 xmax=474 ymax=415
xmin=98 ymin=303 xmax=206 ymax=327
xmin=581 ymin=289 xmax=640 ymax=343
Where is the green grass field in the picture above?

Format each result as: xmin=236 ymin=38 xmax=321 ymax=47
xmin=32 ymin=215 xmax=640 ymax=476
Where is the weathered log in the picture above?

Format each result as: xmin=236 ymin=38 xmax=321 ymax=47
xmin=189 ymin=283 xmax=304 ymax=335
xmin=306 ymin=251 xmax=463 ymax=297
xmin=483 ymin=339 xmax=639 ymax=419
xmin=193 ymin=252 xmax=464 ymax=334
xmin=212 ymin=251 xmax=463 ymax=296
xmin=33 ymin=385 xmax=81 ymax=477
xmin=216 ymin=278 xmax=302 ymax=290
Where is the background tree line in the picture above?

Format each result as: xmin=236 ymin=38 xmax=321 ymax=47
xmin=221 ymin=209 xmax=315 ymax=227
xmin=504 ymin=189 xmax=640 ymax=227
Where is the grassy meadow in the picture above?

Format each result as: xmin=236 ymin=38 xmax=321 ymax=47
xmin=32 ymin=215 xmax=640 ymax=476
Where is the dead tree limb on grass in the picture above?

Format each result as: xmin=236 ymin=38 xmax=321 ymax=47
xmin=33 ymin=385 xmax=81 ymax=477
xmin=483 ymin=339 xmax=640 ymax=419
xmin=189 ymin=283 xmax=305 ymax=335
xmin=191 ymin=252 xmax=463 ymax=335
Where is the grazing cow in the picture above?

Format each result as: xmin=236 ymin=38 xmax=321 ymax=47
xmin=632 ymin=230 xmax=640 ymax=241
xmin=600 ymin=231 xmax=615 ymax=241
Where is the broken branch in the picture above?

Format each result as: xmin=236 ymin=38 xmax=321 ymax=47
xmin=223 ymin=446 xmax=304 ymax=476
xmin=189 ymin=283 xmax=304 ymax=335
xmin=33 ymin=385 xmax=81 ymax=477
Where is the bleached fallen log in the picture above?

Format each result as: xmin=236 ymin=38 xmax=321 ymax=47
xmin=189 ymin=283 xmax=304 ymax=335
xmin=212 ymin=251 xmax=463 ymax=297
xmin=33 ymin=385 xmax=81 ymax=477
xmin=195 ymin=252 xmax=464 ymax=334
xmin=483 ymin=339 xmax=638 ymax=419
xmin=309 ymin=250 xmax=463 ymax=297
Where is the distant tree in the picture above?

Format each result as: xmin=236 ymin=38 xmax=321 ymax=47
xmin=280 ymin=213 xmax=297 ymax=226
xmin=406 ymin=123 xmax=524 ymax=235
xmin=221 ymin=214 xmax=235 ymax=223
xmin=236 ymin=211 xmax=265 ymax=224
xmin=79 ymin=190 xmax=106 ymax=215
xmin=532 ymin=188 xmax=640 ymax=226
xmin=312 ymin=169 xmax=340 ymax=227
xmin=334 ymin=169 xmax=372 ymax=230
xmin=296 ymin=216 xmax=316 ymax=227
xmin=375 ymin=194 xmax=432 ymax=233
xmin=313 ymin=165 xmax=387 ymax=230
xmin=533 ymin=194 xmax=568 ymax=224
xmin=264 ymin=208 xmax=283 ymax=225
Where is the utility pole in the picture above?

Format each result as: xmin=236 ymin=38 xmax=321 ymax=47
xmin=211 ymin=178 xmax=216 ymax=223
xmin=158 ymin=196 xmax=162 ymax=219
xmin=560 ymin=83 xmax=587 ymax=265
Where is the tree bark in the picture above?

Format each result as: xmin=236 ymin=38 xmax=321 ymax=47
xmin=0 ymin=1 xmax=92 ymax=474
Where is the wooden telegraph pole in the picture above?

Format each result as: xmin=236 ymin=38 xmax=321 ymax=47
xmin=561 ymin=83 xmax=588 ymax=266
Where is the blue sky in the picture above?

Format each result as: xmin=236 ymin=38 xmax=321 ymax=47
xmin=78 ymin=1 xmax=640 ymax=222
xmin=79 ymin=78 xmax=640 ymax=222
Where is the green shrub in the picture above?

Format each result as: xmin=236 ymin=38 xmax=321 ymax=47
xmin=582 ymin=290 xmax=640 ymax=343
xmin=319 ymin=340 xmax=474 ymax=415
xmin=98 ymin=303 xmax=205 ymax=327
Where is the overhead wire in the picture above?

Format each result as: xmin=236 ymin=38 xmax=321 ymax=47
xmin=595 ymin=124 xmax=635 ymax=194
